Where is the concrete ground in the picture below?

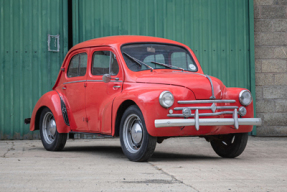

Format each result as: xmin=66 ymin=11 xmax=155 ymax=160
xmin=0 ymin=137 xmax=286 ymax=192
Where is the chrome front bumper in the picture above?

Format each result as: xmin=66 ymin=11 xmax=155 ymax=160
xmin=155 ymin=109 xmax=262 ymax=130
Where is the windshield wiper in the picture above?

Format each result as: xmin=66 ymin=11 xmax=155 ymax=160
xmin=150 ymin=61 xmax=185 ymax=71
xmin=123 ymin=52 xmax=154 ymax=71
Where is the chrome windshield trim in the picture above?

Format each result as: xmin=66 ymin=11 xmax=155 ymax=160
xmin=63 ymin=80 xmax=86 ymax=84
xmin=178 ymin=100 xmax=236 ymax=104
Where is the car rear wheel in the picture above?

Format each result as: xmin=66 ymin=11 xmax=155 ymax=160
xmin=120 ymin=105 xmax=157 ymax=162
xmin=39 ymin=107 xmax=67 ymax=151
xmin=210 ymin=133 xmax=248 ymax=158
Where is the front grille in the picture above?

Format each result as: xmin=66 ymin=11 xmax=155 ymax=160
xmin=168 ymin=99 xmax=237 ymax=118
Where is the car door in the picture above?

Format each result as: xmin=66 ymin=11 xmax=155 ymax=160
xmin=62 ymin=49 xmax=89 ymax=132
xmin=86 ymin=47 xmax=123 ymax=134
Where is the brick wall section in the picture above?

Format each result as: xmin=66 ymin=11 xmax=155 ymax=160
xmin=254 ymin=0 xmax=287 ymax=136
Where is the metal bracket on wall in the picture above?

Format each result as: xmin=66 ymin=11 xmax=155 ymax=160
xmin=48 ymin=34 xmax=60 ymax=52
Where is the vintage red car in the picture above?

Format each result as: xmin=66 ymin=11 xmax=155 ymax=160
xmin=27 ymin=35 xmax=261 ymax=162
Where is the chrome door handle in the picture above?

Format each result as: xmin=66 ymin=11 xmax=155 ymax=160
xmin=62 ymin=87 xmax=66 ymax=90
xmin=113 ymin=85 xmax=121 ymax=88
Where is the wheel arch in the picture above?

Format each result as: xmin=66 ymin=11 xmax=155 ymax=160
xmin=114 ymin=100 xmax=137 ymax=137
xmin=30 ymin=91 xmax=70 ymax=133
xmin=34 ymin=106 xmax=47 ymax=131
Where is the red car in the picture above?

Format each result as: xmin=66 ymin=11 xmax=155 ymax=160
xmin=27 ymin=35 xmax=261 ymax=162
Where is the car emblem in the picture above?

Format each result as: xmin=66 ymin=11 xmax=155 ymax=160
xmin=211 ymin=103 xmax=216 ymax=113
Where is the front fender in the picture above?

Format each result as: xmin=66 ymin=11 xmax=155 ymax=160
xmin=223 ymin=87 xmax=254 ymax=118
xmin=112 ymin=83 xmax=195 ymax=136
xmin=30 ymin=91 xmax=70 ymax=133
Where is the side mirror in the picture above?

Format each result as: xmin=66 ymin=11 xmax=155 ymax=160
xmin=102 ymin=74 xmax=120 ymax=83
xmin=102 ymin=74 xmax=111 ymax=83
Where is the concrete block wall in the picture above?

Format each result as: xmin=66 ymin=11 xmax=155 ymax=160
xmin=254 ymin=0 xmax=287 ymax=136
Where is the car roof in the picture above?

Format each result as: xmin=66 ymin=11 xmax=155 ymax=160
xmin=53 ymin=35 xmax=202 ymax=89
xmin=69 ymin=35 xmax=187 ymax=52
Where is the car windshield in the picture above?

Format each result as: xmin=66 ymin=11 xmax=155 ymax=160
xmin=121 ymin=43 xmax=198 ymax=72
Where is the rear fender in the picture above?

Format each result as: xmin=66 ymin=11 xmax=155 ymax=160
xmin=30 ymin=91 xmax=70 ymax=133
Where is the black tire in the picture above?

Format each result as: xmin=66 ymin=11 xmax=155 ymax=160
xmin=39 ymin=107 xmax=67 ymax=151
xmin=210 ymin=133 xmax=248 ymax=158
xmin=120 ymin=105 xmax=157 ymax=162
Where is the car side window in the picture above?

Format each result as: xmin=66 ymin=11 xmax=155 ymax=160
xmin=92 ymin=51 xmax=119 ymax=76
xmin=67 ymin=53 xmax=88 ymax=78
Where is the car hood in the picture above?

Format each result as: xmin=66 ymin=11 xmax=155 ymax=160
xmin=135 ymin=71 xmax=225 ymax=99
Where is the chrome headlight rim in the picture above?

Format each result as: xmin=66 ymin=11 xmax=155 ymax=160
xmin=239 ymin=90 xmax=252 ymax=106
xmin=159 ymin=91 xmax=174 ymax=108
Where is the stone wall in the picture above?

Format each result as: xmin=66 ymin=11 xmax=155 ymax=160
xmin=254 ymin=0 xmax=287 ymax=136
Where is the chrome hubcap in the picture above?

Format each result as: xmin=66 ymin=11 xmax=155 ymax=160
xmin=131 ymin=121 xmax=143 ymax=145
xmin=42 ymin=112 xmax=56 ymax=144
xmin=123 ymin=114 xmax=143 ymax=153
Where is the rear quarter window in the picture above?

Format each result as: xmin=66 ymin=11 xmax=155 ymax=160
xmin=67 ymin=53 xmax=87 ymax=78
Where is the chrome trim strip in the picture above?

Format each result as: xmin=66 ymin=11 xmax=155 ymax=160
xmin=167 ymin=111 xmax=234 ymax=117
xmin=154 ymin=118 xmax=262 ymax=128
xmin=175 ymin=106 xmax=211 ymax=110
xmin=191 ymin=111 xmax=234 ymax=116
xmin=178 ymin=100 xmax=236 ymax=104
xmin=86 ymin=80 xmax=123 ymax=82
xmin=205 ymin=75 xmax=215 ymax=99
xmin=87 ymin=80 xmax=103 ymax=82
xmin=167 ymin=114 xmax=192 ymax=117
xmin=63 ymin=80 xmax=86 ymax=84
xmin=174 ymin=106 xmax=238 ymax=111
xmin=217 ymin=106 xmax=238 ymax=109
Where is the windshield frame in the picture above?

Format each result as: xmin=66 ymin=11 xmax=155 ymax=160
xmin=120 ymin=42 xmax=198 ymax=72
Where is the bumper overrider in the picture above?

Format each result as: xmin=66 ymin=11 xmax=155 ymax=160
xmin=154 ymin=99 xmax=262 ymax=130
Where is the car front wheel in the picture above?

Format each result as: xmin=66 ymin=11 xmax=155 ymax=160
xmin=120 ymin=105 xmax=157 ymax=162
xmin=39 ymin=107 xmax=67 ymax=151
xmin=210 ymin=133 xmax=248 ymax=158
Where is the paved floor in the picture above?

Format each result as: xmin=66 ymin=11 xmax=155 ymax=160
xmin=0 ymin=136 xmax=286 ymax=192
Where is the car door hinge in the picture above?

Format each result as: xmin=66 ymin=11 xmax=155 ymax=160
xmin=84 ymin=82 xmax=87 ymax=87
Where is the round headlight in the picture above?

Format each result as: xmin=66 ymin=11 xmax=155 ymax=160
xmin=239 ymin=90 xmax=252 ymax=106
xmin=159 ymin=91 xmax=174 ymax=108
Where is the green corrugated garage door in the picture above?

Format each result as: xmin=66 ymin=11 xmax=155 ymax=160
xmin=0 ymin=0 xmax=68 ymax=139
